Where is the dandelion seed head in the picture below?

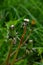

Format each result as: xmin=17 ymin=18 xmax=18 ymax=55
xmin=29 ymin=40 xmax=33 ymax=43
xmin=24 ymin=18 xmax=29 ymax=22
xmin=10 ymin=25 xmax=15 ymax=30
xmin=11 ymin=25 xmax=14 ymax=28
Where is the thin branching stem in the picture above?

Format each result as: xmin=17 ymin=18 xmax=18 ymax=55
xmin=2 ymin=39 xmax=14 ymax=65
xmin=10 ymin=30 xmax=32 ymax=57
xmin=11 ymin=25 xmax=26 ymax=65
xmin=5 ymin=39 xmax=13 ymax=65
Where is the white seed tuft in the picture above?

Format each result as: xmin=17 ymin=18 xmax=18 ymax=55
xmin=29 ymin=40 xmax=33 ymax=43
xmin=11 ymin=25 xmax=14 ymax=28
xmin=24 ymin=19 xmax=29 ymax=22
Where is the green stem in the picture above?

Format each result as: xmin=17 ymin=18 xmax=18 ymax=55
xmin=11 ymin=26 xmax=26 ymax=65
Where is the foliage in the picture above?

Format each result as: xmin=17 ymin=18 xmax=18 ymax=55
xmin=0 ymin=0 xmax=43 ymax=65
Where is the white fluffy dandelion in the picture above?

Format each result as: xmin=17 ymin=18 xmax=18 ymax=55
xmin=24 ymin=18 xmax=29 ymax=22
xmin=10 ymin=25 xmax=14 ymax=28
xmin=29 ymin=40 xmax=33 ymax=43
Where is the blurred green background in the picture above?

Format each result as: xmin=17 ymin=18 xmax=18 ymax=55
xmin=0 ymin=0 xmax=43 ymax=65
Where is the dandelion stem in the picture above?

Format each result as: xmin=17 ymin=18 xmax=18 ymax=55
xmin=5 ymin=39 xmax=13 ymax=65
xmin=11 ymin=26 xmax=26 ymax=65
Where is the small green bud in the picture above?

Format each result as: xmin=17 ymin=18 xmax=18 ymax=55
xmin=13 ymin=38 xmax=16 ymax=44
